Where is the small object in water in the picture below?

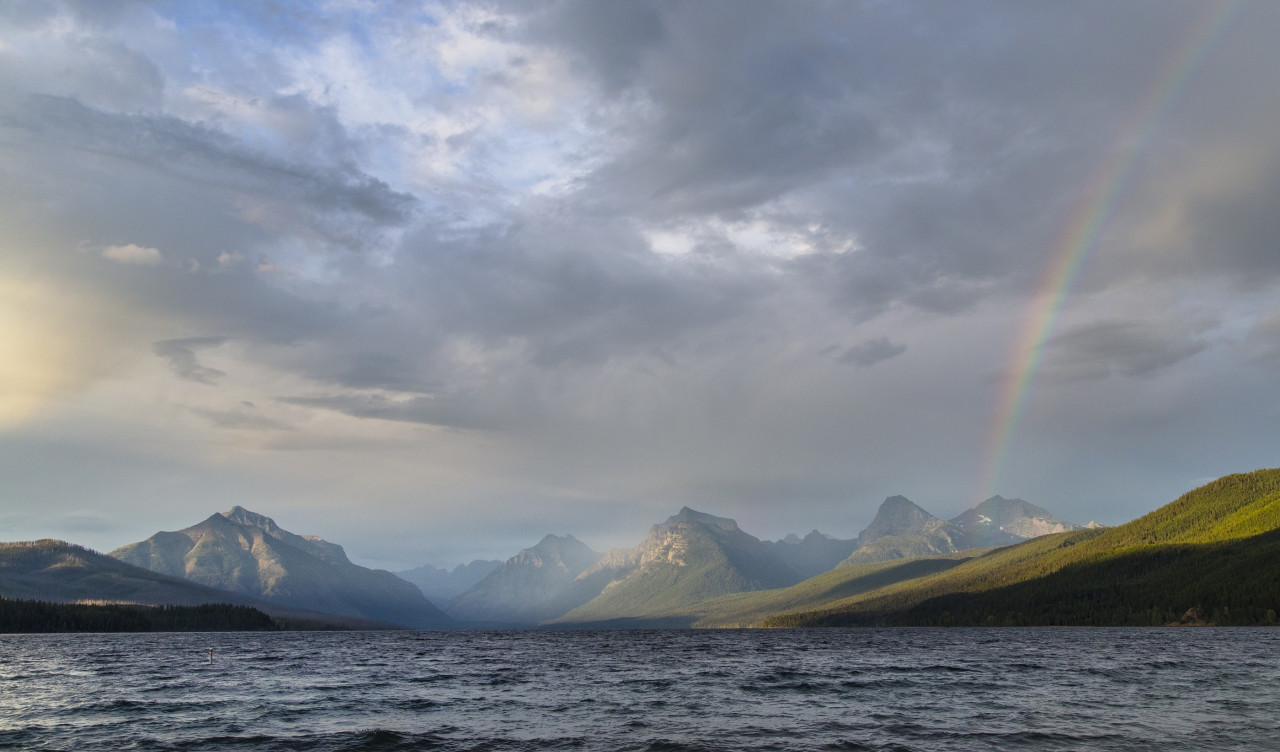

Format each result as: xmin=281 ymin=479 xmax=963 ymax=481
xmin=208 ymin=648 xmax=214 ymax=663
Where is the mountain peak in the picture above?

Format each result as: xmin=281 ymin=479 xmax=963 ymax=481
xmin=221 ymin=506 xmax=279 ymax=531
xmin=109 ymin=508 xmax=449 ymax=628
xmin=950 ymin=496 xmax=1082 ymax=546
xmin=664 ymin=507 xmax=740 ymax=533
xmin=858 ymin=495 xmax=940 ymax=546
xmin=508 ymin=534 xmax=600 ymax=574
xmin=536 ymin=533 xmax=580 ymax=547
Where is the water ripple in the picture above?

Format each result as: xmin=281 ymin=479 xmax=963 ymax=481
xmin=1 ymin=629 xmax=1277 ymax=751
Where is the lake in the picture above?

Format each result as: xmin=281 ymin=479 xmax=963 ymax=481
xmin=2 ymin=628 xmax=1277 ymax=751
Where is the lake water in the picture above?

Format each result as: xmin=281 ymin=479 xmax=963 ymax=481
xmin=1 ymin=628 xmax=1277 ymax=751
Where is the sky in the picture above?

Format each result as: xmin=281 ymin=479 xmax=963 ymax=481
xmin=3 ymin=0 xmax=1280 ymax=570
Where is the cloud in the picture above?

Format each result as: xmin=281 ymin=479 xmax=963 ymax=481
xmin=3 ymin=1 xmax=1280 ymax=564
xmin=188 ymin=406 xmax=293 ymax=432
xmin=152 ymin=337 xmax=229 ymax=385
xmin=101 ymin=243 xmax=162 ymax=265
xmin=8 ymin=95 xmax=419 ymax=256
xmin=836 ymin=338 xmax=907 ymax=368
xmin=1041 ymin=320 xmax=1210 ymax=382
xmin=278 ymin=392 xmax=500 ymax=431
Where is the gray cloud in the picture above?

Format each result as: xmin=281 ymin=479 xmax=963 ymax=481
xmin=836 ymin=338 xmax=908 ymax=368
xmin=6 ymin=95 xmax=417 ymax=254
xmin=188 ymin=406 xmax=294 ymax=432
xmin=278 ymin=393 xmax=500 ymax=431
xmin=384 ymin=212 xmax=776 ymax=367
xmin=1042 ymin=320 xmax=1210 ymax=382
xmin=153 ymin=337 xmax=229 ymax=385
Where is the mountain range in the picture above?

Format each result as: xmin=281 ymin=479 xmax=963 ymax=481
xmin=431 ymin=496 xmax=1083 ymax=626
xmin=10 ymin=472 xmax=1275 ymax=630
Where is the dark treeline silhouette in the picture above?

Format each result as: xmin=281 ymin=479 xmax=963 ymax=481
xmin=0 ymin=597 xmax=279 ymax=633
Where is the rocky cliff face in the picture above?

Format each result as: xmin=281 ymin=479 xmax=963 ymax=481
xmin=110 ymin=507 xmax=450 ymax=628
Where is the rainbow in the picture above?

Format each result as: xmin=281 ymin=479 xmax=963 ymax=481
xmin=973 ymin=0 xmax=1240 ymax=504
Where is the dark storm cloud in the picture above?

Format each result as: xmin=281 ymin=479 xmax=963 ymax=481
xmin=153 ymin=337 xmax=229 ymax=385
xmin=489 ymin=0 xmax=1166 ymax=325
xmin=1042 ymin=320 xmax=1210 ymax=382
xmin=487 ymin=0 xmax=1280 ymax=329
xmin=530 ymin=1 xmax=888 ymax=218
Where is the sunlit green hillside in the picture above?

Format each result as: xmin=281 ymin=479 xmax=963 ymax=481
xmin=767 ymin=468 xmax=1280 ymax=627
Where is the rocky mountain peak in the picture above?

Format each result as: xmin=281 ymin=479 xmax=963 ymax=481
xmin=858 ymin=496 xmax=940 ymax=546
xmin=661 ymin=507 xmax=741 ymax=533
xmin=222 ymin=506 xmax=280 ymax=533
xmin=950 ymin=496 xmax=1083 ymax=546
xmin=216 ymin=506 xmax=350 ymax=565
xmin=109 ymin=508 xmax=448 ymax=628
xmin=510 ymin=534 xmax=599 ymax=574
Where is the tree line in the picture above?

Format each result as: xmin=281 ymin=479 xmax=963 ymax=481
xmin=0 ymin=597 xmax=279 ymax=633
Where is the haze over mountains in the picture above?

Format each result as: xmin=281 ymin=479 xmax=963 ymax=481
xmin=445 ymin=535 xmax=602 ymax=625
xmin=396 ymin=560 xmax=501 ymax=604
xmin=555 ymin=507 xmax=804 ymax=625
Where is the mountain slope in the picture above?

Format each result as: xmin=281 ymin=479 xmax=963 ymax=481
xmin=950 ymin=495 xmax=1083 ymax=547
xmin=111 ymin=507 xmax=450 ymax=628
xmin=396 ymin=559 xmax=501 ymax=603
xmin=622 ymin=553 xmax=980 ymax=628
xmin=0 ymin=540 xmax=393 ymax=629
xmin=553 ymin=507 xmax=802 ymax=624
xmin=839 ymin=496 xmax=971 ymax=566
xmin=768 ymin=469 xmax=1280 ymax=627
xmin=445 ymin=534 xmax=601 ymax=624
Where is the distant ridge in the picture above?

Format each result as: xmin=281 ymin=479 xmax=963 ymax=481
xmin=766 ymin=531 xmax=858 ymax=579
xmin=396 ymin=559 xmax=501 ymax=603
xmin=111 ymin=507 xmax=450 ymax=629
xmin=445 ymin=534 xmax=601 ymax=624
